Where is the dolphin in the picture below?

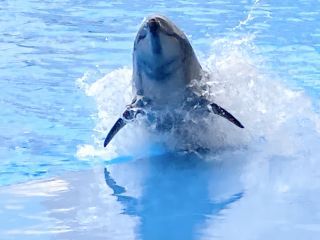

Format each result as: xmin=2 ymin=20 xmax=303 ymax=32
xmin=104 ymin=15 xmax=244 ymax=148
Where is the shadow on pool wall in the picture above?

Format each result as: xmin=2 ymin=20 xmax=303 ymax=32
xmin=103 ymin=153 xmax=244 ymax=240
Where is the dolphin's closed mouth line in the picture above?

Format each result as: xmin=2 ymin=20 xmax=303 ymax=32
xmin=136 ymin=30 xmax=181 ymax=45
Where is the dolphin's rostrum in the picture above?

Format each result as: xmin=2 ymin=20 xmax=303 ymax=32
xmin=104 ymin=15 xmax=244 ymax=148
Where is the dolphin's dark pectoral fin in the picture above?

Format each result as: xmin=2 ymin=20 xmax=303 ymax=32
xmin=209 ymin=102 xmax=244 ymax=128
xmin=103 ymin=106 xmax=146 ymax=148
xmin=104 ymin=117 xmax=126 ymax=147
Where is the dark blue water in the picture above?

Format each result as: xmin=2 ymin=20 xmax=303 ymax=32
xmin=1 ymin=0 xmax=320 ymax=239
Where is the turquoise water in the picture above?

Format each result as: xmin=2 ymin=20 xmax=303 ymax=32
xmin=1 ymin=0 xmax=320 ymax=239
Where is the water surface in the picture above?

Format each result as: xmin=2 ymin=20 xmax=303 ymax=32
xmin=1 ymin=0 xmax=320 ymax=239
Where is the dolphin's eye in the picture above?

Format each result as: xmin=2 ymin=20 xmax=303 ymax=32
xmin=137 ymin=27 xmax=147 ymax=42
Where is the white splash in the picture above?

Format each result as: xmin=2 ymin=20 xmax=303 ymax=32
xmin=76 ymin=67 xmax=153 ymax=159
xmin=76 ymin=37 xmax=320 ymax=157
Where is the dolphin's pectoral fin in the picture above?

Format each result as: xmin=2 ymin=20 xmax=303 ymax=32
xmin=104 ymin=97 xmax=149 ymax=148
xmin=104 ymin=117 xmax=126 ymax=147
xmin=208 ymin=102 xmax=244 ymax=128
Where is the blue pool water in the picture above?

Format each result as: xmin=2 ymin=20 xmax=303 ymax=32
xmin=1 ymin=0 xmax=320 ymax=239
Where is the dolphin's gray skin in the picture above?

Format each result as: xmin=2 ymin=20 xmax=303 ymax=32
xmin=104 ymin=15 xmax=244 ymax=148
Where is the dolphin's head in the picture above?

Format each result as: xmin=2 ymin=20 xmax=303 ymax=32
xmin=133 ymin=15 xmax=201 ymax=86
xmin=132 ymin=15 xmax=202 ymax=104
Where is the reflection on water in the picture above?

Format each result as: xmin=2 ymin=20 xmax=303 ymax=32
xmin=0 ymin=153 xmax=244 ymax=240
xmin=104 ymin=153 xmax=244 ymax=240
